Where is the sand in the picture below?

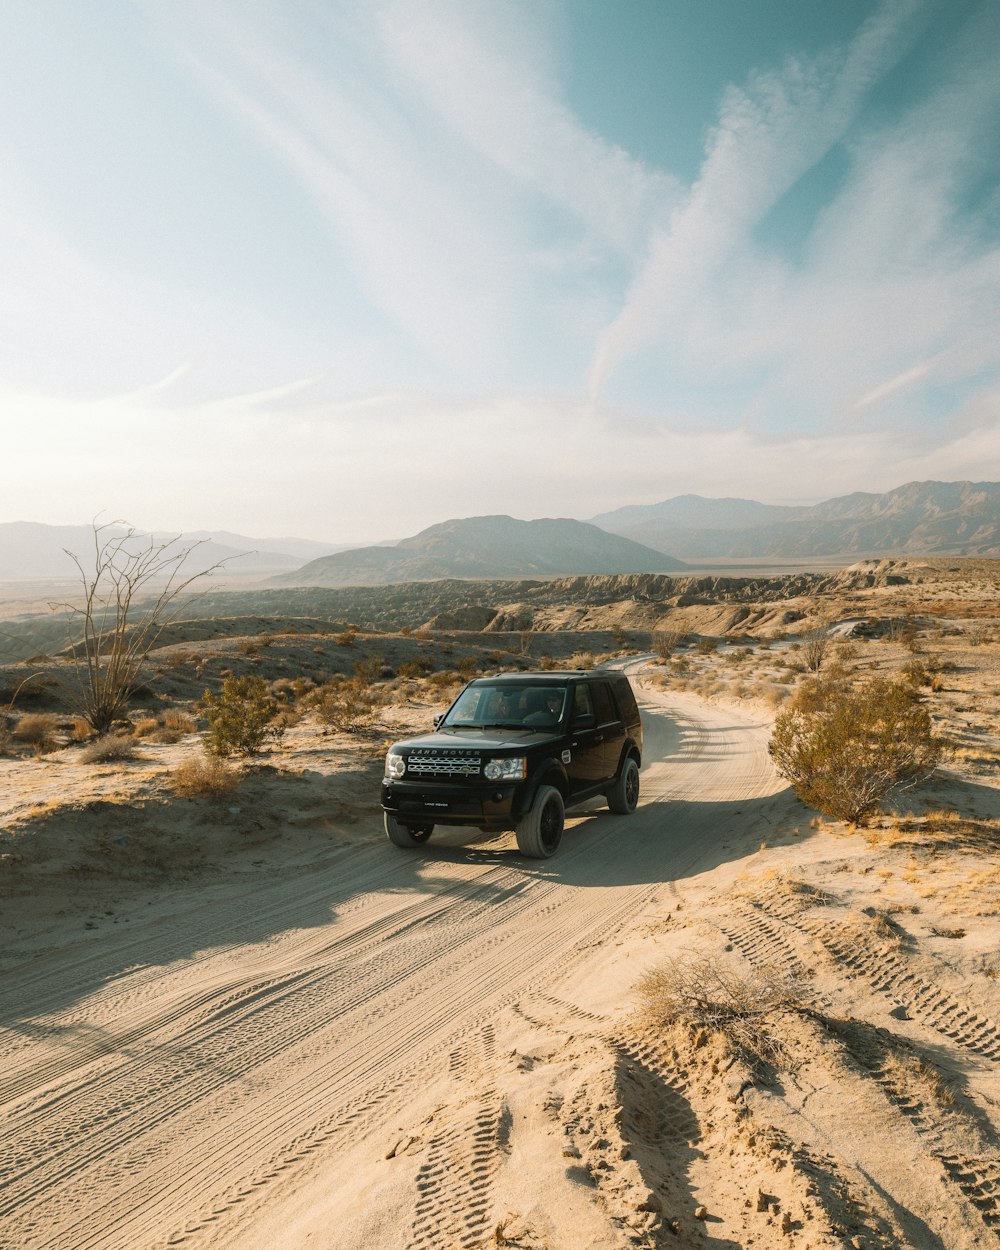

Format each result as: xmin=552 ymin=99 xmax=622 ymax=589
xmin=1 ymin=650 xmax=999 ymax=1248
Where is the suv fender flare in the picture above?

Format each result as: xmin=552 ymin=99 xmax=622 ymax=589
xmin=518 ymin=759 xmax=569 ymax=815
xmin=613 ymin=739 xmax=642 ymax=775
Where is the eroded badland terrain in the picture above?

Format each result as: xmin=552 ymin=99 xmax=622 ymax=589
xmin=1 ymin=558 xmax=999 ymax=1250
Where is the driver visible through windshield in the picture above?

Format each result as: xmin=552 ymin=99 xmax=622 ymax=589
xmin=443 ymin=683 xmax=567 ymax=729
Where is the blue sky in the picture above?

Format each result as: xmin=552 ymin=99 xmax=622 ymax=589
xmin=2 ymin=0 xmax=998 ymax=542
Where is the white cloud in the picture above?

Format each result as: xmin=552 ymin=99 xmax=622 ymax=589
xmin=376 ymin=0 xmax=681 ymax=257
xmin=5 ymin=379 xmax=998 ymax=540
xmin=587 ymin=0 xmax=926 ymax=401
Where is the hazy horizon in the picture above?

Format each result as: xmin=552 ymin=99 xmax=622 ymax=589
xmin=3 ymin=1 xmax=999 ymax=543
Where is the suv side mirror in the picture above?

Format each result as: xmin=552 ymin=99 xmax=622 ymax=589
xmin=433 ymin=713 xmax=444 ymax=727
xmin=572 ymin=712 xmax=596 ymax=729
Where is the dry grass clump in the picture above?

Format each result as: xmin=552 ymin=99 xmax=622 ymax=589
xmin=13 ymin=712 xmax=59 ymax=744
xmin=639 ymin=955 xmax=805 ymax=1072
xmin=169 ymin=754 xmax=240 ymax=798
xmin=80 ymin=734 xmax=140 ymax=764
xmin=134 ymin=708 xmax=200 ymax=743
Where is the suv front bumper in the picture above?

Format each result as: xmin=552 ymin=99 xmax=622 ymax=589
xmin=380 ymin=779 xmax=526 ymax=829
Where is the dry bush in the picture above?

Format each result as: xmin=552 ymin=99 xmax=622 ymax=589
xmin=13 ymin=713 xmax=59 ymax=746
xmin=397 ymin=659 xmax=431 ymax=680
xmin=133 ymin=716 xmax=160 ymax=738
xmin=311 ymin=678 xmax=380 ymax=732
xmin=80 ymin=734 xmax=139 ymax=764
xmin=202 ymin=675 xmax=284 ymax=758
xmin=801 ymin=625 xmax=829 ymax=672
xmin=769 ymin=675 xmax=943 ymax=825
xmin=639 ymin=956 xmax=804 ymax=1071
xmin=694 ymin=638 xmax=717 ymax=655
xmin=652 ymin=629 xmax=687 ymax=660
xmin=170 ymin=754 xmax=239 ymax=798
xmin=457 ymin=655 xmax=480 ymax=678
xmin=336 ymin=626 xmax=358 ymax=646
xmin=354 ymin=653 xmax=385 ymax=683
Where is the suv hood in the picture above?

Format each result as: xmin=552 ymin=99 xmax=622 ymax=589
xmin=394 ymin=726 xmax=561 ymax=752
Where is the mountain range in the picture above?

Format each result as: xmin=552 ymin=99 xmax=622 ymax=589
xmin=590 ymin=481 xmax=1000 ymax=559
xmin=4 ymin=481 xmax=998 ymax=588
xmin=0 ymin=522 xmax=346 ymax=581
xmin=268 ymin=516 xmax=687 ymax=586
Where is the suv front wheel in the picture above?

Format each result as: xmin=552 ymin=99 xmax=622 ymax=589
xmin=607 ymin=756 xmax=640 ymax=815
xmin=384 ymin=812 xmax=434 ymax=847
xmin=515 ymin=785 xmax=564 ymax=858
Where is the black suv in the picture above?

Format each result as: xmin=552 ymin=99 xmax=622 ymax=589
xmin=381 ymin=670 xmax=642 ymax=858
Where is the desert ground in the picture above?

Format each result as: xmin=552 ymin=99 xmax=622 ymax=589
xmin=1 ymin=558 xmax=999 ymax=1249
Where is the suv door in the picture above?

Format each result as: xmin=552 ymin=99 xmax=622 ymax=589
xmin=566 ymin=682 xmax=608 ymax=795
xmin=590 ymin=679 xmax=626 ymax=780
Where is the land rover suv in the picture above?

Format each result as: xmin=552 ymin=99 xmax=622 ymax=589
xmin=381 ymin=670 xmax=643 ymax=858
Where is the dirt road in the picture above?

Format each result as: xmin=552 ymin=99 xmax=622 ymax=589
xmin=0 ymin=677 xmax=793 ymax=1250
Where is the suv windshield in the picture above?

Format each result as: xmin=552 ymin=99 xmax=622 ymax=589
xmin=442 ymin=683 xmax=567 ymax=730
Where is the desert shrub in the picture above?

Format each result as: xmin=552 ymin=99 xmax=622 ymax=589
xmin=80 ymin=734 xmax=139 ymax=764
xmin=639 ymin=956 xmax=803 ymax=1071
xmin=311 ymin=678 xmax=379 ymax=732
xmin=336 ymin=626 xmax=358 ymax=646
xmin=202 ymin=675 xmax=284 ymax=758
xmin=429 ymin=670 xmax=460 ymax=690
xmin=133 ymin=716 xmax=160 ymax=738
xmin=801 ymin=625 xmax=829 ymax=673
xmin=694 ymin=638 xmax=717 ymax=655
xmin=353 ymin=653 xmax=385 ymax=683
xmin=885 ymin=617 xmax=917 ymax=645
xmin=170 ymin=754 xmax=239 ymax=798
xmin=397 ymin=659 xmax=430 ymax=679
xmin=652 ymin=629 xmax=686 ymax=660
xmin=538 ymin=654 xmax=558 ymax=670
xmin=238 ymin=638 xmax=261 ymax=658
xmin=769 ymin=675 xmax=943 ymax=825
xmin=457 ymin=655 xmax=480 ymax=678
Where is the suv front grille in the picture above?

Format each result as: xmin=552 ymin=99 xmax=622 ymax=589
xmin=407 ymin=750 xmax=481 ymax=777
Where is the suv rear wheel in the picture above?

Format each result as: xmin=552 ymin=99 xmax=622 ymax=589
xmin=515 ymin=785 xmax=564 ymax=858
xmin=384 ymin=812 xmax=434 ymax=847
xmin=607 ymin=756 xmax=640 ymax=814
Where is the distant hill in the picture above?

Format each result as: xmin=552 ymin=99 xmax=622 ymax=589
xmin=270 ymin=515 xmax=687 ymax=587
xmin=0 ymin=522 xmax=344 ymax=581
xmin=590 ymin=481 xmax=1000 ymax=558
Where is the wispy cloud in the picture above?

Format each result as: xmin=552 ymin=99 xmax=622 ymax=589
xmin=376 ymin=0 xmax=681 ymax=258
xmin=587 ymin=0 xmax=927 ymax=400
xmin=164 ymin=3 xmax=530 ymax=378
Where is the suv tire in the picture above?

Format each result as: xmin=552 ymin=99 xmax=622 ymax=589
xmin=515 ymin=785 xmax=564 ymax=858
xmin=384 ymin=812 xmax=434 ymax=847
xmin=607 ymin=756 xmax=640 ymax=815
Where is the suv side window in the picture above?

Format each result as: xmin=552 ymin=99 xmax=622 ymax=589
xmin=572 ymin=684 xmax=594 ymax=722
xmin=591 ymin=681 xmax=617 ymax=726
xmin=610 ymin=678 xmax=639 ymax=723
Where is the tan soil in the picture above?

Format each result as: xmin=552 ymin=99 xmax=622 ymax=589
xmin=1 ymin=564 xmax=999 ymax=1250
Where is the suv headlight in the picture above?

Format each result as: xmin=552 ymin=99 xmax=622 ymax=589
xmin=385 ymin=752 xmax=406 ymax=779
xmin=484 ymin=756 xmax=526 ymax=781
